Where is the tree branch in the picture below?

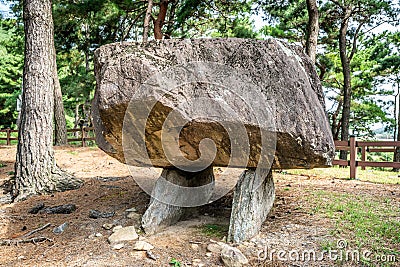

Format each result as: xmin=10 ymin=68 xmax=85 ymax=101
xmin=122 ymin=10 xmax=146 ymax=42
xmin=143 ymin=0 xmax=154 ymax=43
xmin=22 ymin=223 xmax=51 ymax=238
xmin=0 ymin=236 xmax=53 ymax=246
xmin=348 ymin=21 xmax=364 ymax=61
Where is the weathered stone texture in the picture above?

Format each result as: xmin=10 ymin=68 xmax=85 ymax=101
xmin=93 ymin=38 xmax=335 ymax=169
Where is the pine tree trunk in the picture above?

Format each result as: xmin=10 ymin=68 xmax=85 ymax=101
xmin=13 ymin=0 xmax=82 ymax=201
xmin=143 ymin=0 xmax=153 ymax=43
xmin=305 ymin=0 xmax=319 ymax=63
xmin=153 ymin=0 xmax=168 ymax=40
xmin=393 ymin=76 xmax=400 ymax=171
xmin=53 ymin=44 xmax=68 ymax=146
xmin=339 ymin=10 xmax=352 ymax=161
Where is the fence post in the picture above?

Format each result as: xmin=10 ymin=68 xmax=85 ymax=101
xmin=6 ymin=128 xmax=11 ymax=146
xmin=349 ymin=136 xmax=356 ymax=179
xmin=81 ymin=127 xmax=86 ymax=147
xmin=361 ymin=146 xmax=366 ymax=170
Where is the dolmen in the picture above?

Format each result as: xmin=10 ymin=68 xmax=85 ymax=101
xmin=92 ymin=38 xmax=335 ymax=243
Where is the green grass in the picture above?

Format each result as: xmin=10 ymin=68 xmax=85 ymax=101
xmin=169 ymin=258 xmax=182 ymax=267
xmin=200 ymin=224 xmax=229 ymax=239
xmin=287 ymin=166 xmax=400 ymax=184
xmin=306 ymin=190 xmax=400 ymax=266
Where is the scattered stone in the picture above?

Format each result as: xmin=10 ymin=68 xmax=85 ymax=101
xmin=102 ymin=223 xmax=113 ymax=230
xmin=191 ymin=243 xmax=199 ymax=250
xmin=126 ymin=212 xmax=141 ymax=220
xmin=112 ymin=225 xmax=123 ymax=232
xmin=41 ymin=204 xmax=76 ymax=214
xmin=206 ymin=252 xmax=212 ymax=257
xmin=192 ymin=259 xmax=205 ymax=267
xmin=95 ymin=233 xmax=103 ymax=237
xmin=28 ymin=202 xmax=45 ymax=214
xmin=207 ymin=243 xmax=222 ymax=253
xmin=125 ymin=207 xmax=137 ymax=212
xmin=89 ymin=209 xmax=115 ymax=219
xmin=112 ymin=243 xmax=125 ymax=250
xmin=108 ymin=226 xmax=138 ymax=244
xmin=133 ymin=240 xmax=154 ymax=251
xmin=220 ymin=244 xmax=248 ymax=267
xmin=146 ymin=250 xmax=158 ymax=261
xmin=0 ymin=194 xmax=12 ymax=204
xmin=193 ymin=259 xmax=202 ymax=264
xmin=53 ymin=222 xmax=68 ymax=234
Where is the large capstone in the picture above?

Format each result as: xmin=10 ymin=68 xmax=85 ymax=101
xmin=93 ymin=38 xmax=335 ymax=169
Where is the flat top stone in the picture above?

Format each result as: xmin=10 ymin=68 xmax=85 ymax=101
xmin=108 ymin=226 xmax=138 ymax=244
xmin=93 ymin=38 xmax=335 ymax=170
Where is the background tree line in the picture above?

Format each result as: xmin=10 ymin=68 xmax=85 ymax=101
xmin=0 ymin=0 xmax=399 ymax=143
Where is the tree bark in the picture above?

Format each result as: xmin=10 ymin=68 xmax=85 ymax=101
xmin=393 ymin=75 xmax=400 ymax=171
xmin=143 ymin=0 xmax=153 ymax=43
xmin=339 ymin=8 xmax=352 ymax=160
xmin=13 ymin=0 xmax=82 ymax=201
xmin=305 ymin=0 xmax=319 ymax=63
xmin=153 ymin=0 xmax=169 ymax=40
xmin=53 ymin=44 xmax=68 ymax=146
xmin=331 ymin=98 xmax=343 ymax=140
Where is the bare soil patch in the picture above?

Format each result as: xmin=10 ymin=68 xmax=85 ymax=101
xmin=0 ymin=146 xmax=399 ymax=266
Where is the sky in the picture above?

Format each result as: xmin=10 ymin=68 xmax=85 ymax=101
xmin=0 ymin=3 xmax=12 ymax=18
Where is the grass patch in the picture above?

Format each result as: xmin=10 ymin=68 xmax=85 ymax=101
xmin=169 ymin=258 xmax=182 ymax=267
xmin=306 ymin=190 xmax=400 ymax=266
xmin=287 ymin=166 xmax=400 ymax=185
xmin=200 ymin=224 xmax=229 ymax=239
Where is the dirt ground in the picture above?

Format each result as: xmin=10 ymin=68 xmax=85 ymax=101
xmin=0 ymin=146 xmax=399 ymax=267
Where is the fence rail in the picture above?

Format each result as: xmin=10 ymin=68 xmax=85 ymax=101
xmin=333 ymin=136 xmax=400 ymax=179
xmin=2 ymin=129 xmax=399 ymax=178
xmin=0 ymin=127 xmax=95 ymax=147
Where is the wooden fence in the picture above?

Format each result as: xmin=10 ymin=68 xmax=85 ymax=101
xmin=334 ymin=136 xmax=400 ymax=179
xmin=2 ymin=129 xmax=399 ymax=178
xmin=0 ymin=127 xmax=95 ymax=147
